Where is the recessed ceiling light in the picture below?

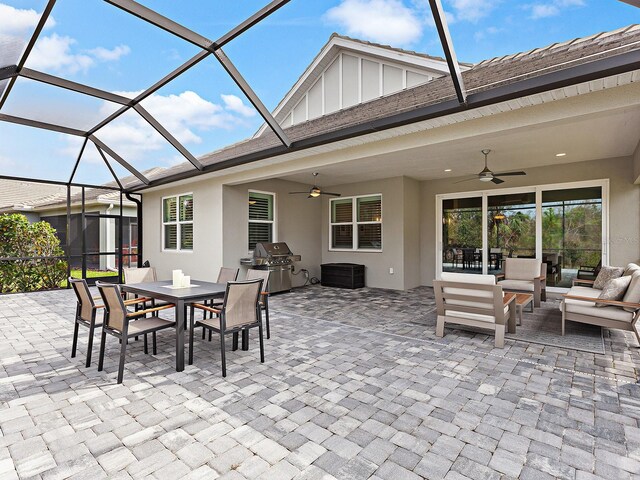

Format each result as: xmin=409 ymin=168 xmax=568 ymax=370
xmin=444 ymin=169 xmax=452 ymax=172
xmin=555 ymin=153 xmax=567 ymax=157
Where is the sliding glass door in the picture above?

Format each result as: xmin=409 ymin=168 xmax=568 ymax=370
xmin=442 ymin=197 xmax=483 ymax=273
xmin=437 ymin=180 xmax=607 ymax=289
xmin=541 ymin=187 xmax=602 ymax=287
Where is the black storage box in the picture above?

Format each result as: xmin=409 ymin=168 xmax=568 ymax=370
xmin=321 ymin=263 xmax=365 ymax=289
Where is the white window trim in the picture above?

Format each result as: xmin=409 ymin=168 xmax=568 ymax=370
xmin=435 ymin=179 xmax=609 ymax=291
xmin=329 ymin=193 xmax=383 ymax=252
xmin=248 ymin=190 xmax=277 ymax=253
xmin=161 ymin=192 xmax=194 ymax=253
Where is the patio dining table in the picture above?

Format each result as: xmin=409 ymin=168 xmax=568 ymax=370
xmin=121 ymin=280 xmax=226 ymax=372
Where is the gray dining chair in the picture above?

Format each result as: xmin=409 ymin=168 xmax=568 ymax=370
xmin=246 ymin=269 xmax=271 ymax=339
xmin=188 ymin=279 xmax=264 ymax=377
xmin=69 ymin=277 xmax=150 ymax=367
xmin=96 ymin=281 xmax=175 ymax=383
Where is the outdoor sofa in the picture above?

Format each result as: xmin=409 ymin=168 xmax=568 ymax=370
xmin=561 ymin=263 xmax=640 ymax=342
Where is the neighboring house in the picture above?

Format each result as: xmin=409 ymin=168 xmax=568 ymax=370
xmin=0 ymin=170 xmax=163 ymax=270
xmin=132 ymin=26 xmax=640 ymax=291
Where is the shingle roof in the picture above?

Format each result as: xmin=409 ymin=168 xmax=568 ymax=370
xmin=133 ymin=24 xmax=640 ymax=189
xmin=0 ymin=180 xmax=70 ymax=212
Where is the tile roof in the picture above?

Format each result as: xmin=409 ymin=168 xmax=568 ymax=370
xmin=129 ymin=24 xmax=640 ymax=189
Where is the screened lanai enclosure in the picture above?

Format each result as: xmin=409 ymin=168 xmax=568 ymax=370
xmin=1 ymin=0 xmax=639 ymax=292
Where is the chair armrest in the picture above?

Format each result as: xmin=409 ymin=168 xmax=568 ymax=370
xmin=127 ymin=304 xmax=175 ymax=317
xmin=93 ymin=304 xmax=105 ymax=309
xmin=572 ymin=279 xmax=595 ymax=286
xmin=192 ymin=303 xmax=221 ymax=314
xmin=503 ymin=292 xmax=516 ymax=305
xmin=495 ymin=273 xmax=505 ymax=280
xmin=562 ymin=294 xmax=640 ymax=310
xmin=123 ymin=297 xmax=152 ymax=306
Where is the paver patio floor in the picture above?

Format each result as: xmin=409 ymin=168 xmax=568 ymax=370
xmin=1 ymin=285 xmax=639 ymax=479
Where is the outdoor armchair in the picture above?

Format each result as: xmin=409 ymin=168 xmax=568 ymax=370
xmin=69 ymin=278 xmax=150 ymax=367
xmin=495 ymin=258 xmax=546 ymax=307
xmin=96 ymin=281 xmax=175 ymax=383
xmin=434 ymin=272 xmax=516 ymax=348
xmin=188 ymin=279 xmax=264 ymax=377
xmin=577 ymin=260 xmax=602 ymax=282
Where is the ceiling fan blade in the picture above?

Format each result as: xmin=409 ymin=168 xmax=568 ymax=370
xmin=319 ymin=192 xmax=341 ymax=196
xmin=491 ymin=177 xmax=505 ymax=184
xmin=454 ymin=176 xmax=480 ymax=184
xmin=493 ymin=171 xmax=526 ymax=177
xmin=289 ymin=191 xmax=310 ymax=194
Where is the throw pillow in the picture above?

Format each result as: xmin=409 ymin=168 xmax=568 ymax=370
xmin=596 ymin=275 xmax=632 ymax=307
xmin=622 ymin=270 xmax=640 ymax=312
xmin=593 ymin=266 xmax=624 ymax=290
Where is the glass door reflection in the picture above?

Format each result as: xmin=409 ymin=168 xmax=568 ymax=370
xmin=442 ymin=197 xmax=483 ymax=273
xmin=487 ymin=192 xmax=536 ymax=274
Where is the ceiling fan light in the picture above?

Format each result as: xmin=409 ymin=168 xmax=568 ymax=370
xmin=479 ymin=176 xmax=493 ymax=182
xmin=309 ymin=189 xmax=321 ymax=197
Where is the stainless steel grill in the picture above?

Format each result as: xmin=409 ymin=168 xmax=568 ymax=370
xmin=240 ymin=242 xmax=301 ymax=293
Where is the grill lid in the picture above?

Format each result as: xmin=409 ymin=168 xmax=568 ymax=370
xmin=254 ymin=242 xmax=293 ymax=258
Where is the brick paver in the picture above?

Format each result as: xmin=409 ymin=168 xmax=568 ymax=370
xmin=0 ymin=286 xmax=639 ymax=479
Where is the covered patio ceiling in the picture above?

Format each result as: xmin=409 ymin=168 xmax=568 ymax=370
xmin=1 ymin=1 xmax=639 ymax=193
xmin=278 ymin=90 xmax=640 ymax=187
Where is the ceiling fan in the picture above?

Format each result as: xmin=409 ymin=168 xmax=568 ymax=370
xmin=289 ymin=172 xmax=341 ymax=198
xmin=455 ymin=149 xmax=526 ymax=185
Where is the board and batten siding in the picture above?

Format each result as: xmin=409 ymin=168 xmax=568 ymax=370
xmin=281 ymin=52 xmax=438 ymax=129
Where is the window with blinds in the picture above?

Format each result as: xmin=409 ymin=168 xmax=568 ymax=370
xmin=248 ymin=191 xmax=275 ymax=250
xmin=330 ymin=194 xmax=382 ymax=251
xmin=162 ymin=193 xmax=193 ymax=251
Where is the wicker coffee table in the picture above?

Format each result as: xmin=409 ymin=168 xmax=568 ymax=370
xmin=515 ymin=293 xmax=534 ymax=326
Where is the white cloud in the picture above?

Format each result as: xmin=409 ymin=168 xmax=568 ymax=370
xmin=26 ymin=34 xmax=132 ymax=74
xmin=65 ymin=91 xmax=254 ymax=166
xmin=446 ymin=0 xmax=499 ymax=23
xmin=0 ymin=3 xmax=56 ymax=35
xmin=27 ymin=34 xmax=95 ymax=74
xmin=474 ymin=25 xmax=501 ymax=42
xmin=526 ymin=0 xmax=586 ymax=19
xmin=529 ymin=4 xmax=559 ymax=18
xmin=87 ymin=45 xmax=131 ymax=62
xmin=221 ymin=94 xmax=256 ymax=118
xmin=325 ymin=0 xmax=423 ymax=46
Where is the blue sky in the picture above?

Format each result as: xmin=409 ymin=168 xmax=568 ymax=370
xmin=0 ymin=0 xmax=638 ymax=185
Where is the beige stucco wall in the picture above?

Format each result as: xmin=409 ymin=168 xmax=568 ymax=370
xmin=403 ymin=177 xmax=421 ymax=289
xmin=320 ymin=176 xmax=417 ymax=290
xmin=419 ymin=156 xmax=640 ymax=286
xmin=143 ymin=179 xmax=223 ymax=282
xmin=222 ymin=179 xmax=322 ymax=287
xmin=634 ymin=140 xmax=640 ymax=184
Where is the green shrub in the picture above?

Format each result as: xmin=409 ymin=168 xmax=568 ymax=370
xmin=0 ymin=213 xmax=68 ymax=293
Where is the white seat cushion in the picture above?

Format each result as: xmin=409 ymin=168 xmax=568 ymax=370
xmin=562 ymin=286 xmax=634 ymax=323
xmin=497 ymin=279 xmax=534 ymax=292
xmin=440 ymin=273 xmax=498 ymax=311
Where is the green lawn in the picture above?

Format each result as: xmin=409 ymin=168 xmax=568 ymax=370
xmin=60 ymin=269 xmax=118 ymax=287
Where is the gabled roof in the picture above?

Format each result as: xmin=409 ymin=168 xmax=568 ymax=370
xmin=255 ymin=33 xmax=472 ymax=136
xmin=0 ymin=167 xmax=166 ymax=213
xmin=130 ymin=24 xmax=640 ymax=191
